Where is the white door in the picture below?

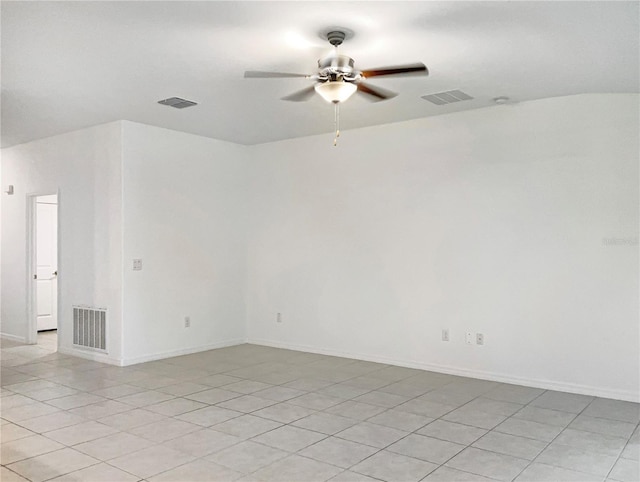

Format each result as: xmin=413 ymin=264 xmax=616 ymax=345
xmin=36 ymin=195 xmax=58 ymax=331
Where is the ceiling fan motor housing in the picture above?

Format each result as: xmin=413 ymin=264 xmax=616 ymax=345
xmin=318 ymin=55 xmax=359 ymax=82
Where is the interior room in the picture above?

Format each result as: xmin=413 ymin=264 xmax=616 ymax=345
xmin=1 ymin=2 xmax=638 ymax=481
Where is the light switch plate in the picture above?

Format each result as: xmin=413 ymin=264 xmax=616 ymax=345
xmin=133 ymin=259 xmax=142 ymax=271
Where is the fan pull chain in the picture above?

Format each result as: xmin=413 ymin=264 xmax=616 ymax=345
xmin=334 ymin=102 xmax=340 ymax=147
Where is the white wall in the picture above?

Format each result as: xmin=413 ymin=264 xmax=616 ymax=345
xmin=121 ymin=122 xmax=249 ymax=364
xmin=1 ymin=123 xmax=123 ymax=361
xmin=245 ymin=94 xmax=639 ymax=401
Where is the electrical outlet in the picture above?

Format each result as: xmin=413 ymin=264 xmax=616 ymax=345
xmin=465 ymin=332 xmax=473 ymax=344
xmin=133 ymin=259 xmax=142 ymax=271
xmin=184 ymin=316 xmax=190 ymax=328
xmin=276 ymin=313 xmax=282 ymax=323
xmin=476 ymin=333 xmax=484 ymax=345
xmin=441 ymin=328 xmax=450 ymax=342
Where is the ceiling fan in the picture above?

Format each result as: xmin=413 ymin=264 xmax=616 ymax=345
xmin=244 ymin=30 xmax=429 ymax=104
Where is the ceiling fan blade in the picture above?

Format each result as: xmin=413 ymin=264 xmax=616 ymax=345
xmin=244 ymin=70 xmax=310 ymax=79
xmin=361 ymin=63 xmax=428 ymax=78
xmin=281 ymin=85 xmax=316 ymax=102
xmin=357 ymin=82 xmax=398 ymax=102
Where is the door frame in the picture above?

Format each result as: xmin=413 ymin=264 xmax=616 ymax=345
xmin=26 ymin=191 xmax=61 ymax=346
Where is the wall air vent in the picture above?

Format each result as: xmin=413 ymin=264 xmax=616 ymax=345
xmin=73 ymin=306 xmax=107 ymax=352
xmin=421 ymin=90 xmax=473 ymax=105
xmin=158 ymin=97 xmax=198 ymax=109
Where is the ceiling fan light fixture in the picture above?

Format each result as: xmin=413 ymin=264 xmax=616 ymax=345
xmin=314 ymin=81 xmax=357 ymax=103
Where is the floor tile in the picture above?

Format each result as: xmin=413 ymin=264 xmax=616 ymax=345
xmin=252 ymin=402 xmax=317 ymax=423
xmin=463 ymin=397 xmax=524 ymax=416
xmin=251 ymin=424 xmax=326 ymax=452
xmin=163 ymin=428 xmax=242 ymax=457
xmin=396 ymin=399 xmax=457 ymax=418
xmin=609 ymin=457 xmax=640 ymax=482
xmin=377 ymin=380 xmax=434 ymax=398
xmin=417 ymin=420 xmax=487 ymax=445
xmin=66 ymin=400 xmax=131 ymax=420
xmin=292 ymin=412 xmax=358 ymax=435
xmin=212 ymin=414 xmax=282 ymax=439
xmin=529 ymin=391 xmax=594 ymax=414
xmin=536 ymin=442 xmax=617 ymax=476
xmin=47 ymin=462 xmax=140 ymax=481
xmin=512 ymin=405 xmax=578 ymax=427
xmin=423 ymin=466 xmax=496 ymax=481
xmin=156 ymin=381 xmax=210 ymax=396
xmin=1 ymin=401 xmax=60 ymax=422
xmin=23 ymin=385 xmax=78 ymax=401
xmin=351 ymin=450 xmax=437 ymax=481
xmin=197 ymin=374 xmax=243 ymax=387
xmin=473 ymin=431 xmax=547 ymax=460
xmin=252 ymin=454 xmax=342 ymax=481
xmin=514 ymin=462 xmax=601 ymax=482
xmin=7 ymin=447 xmax=99 ymax=482
xmin=316 ymin=384 xmax=371 ymax=400
xmin=442 ymin=406 xmax=508 ymax=430
xmin=325 ymin=401 xmax=386 ymax=420
xmin=130 ymin=418 xmax=201 ymax=442
xmin=185 ymin=388 xmax=240 ymax=404
xmin=73 ymin=431 xmax=155 ymax=460
xmin=554 ymin=428 xmax=628 ymax=457
xmin=145 ymin=397 xmax=207 ymax=416
xmin=44 ymin=420 xmax=118 ymax=446
xmin=621 ymin=442 xmax=639 ymax=461
xmin=207 ymin=440 xmax=288 ymax=474
xmin=352 ymin=391 xmax=408 ymax=408
xmin=329 ymin=470 xmax=380 ymax=481
xmin=253 ymin=386 xmax=306 ymax=402
xmin=0 ymin=466 xmax=31 ymax=482
xmin=288 ymin=393 xmax=344 ymax=410
xmin=176 ymin=405 xmax=242 ymax=426
xmin=218 ymin=395 xmax=278 ymax=413
xmin=367 ymin=409 xmax=432 ymax=432
xmin=568 ymin=413 xmax=636 ymax=438
xmin=483 ymin=384 xmax=544 ymax=405
xmin=1 ymin=434 xmax=64 ymax=464
xmin=148 ymin=458 xmax=243 ymax=481
xmin=225 ymin=380 xmax=273 ymax=394
xmin=0 ymin=394 xmax=39 ymax=409
xmin=336 ymin=422 xmax=408 ymax=448
xmin=98 ymin=407 xmax=166 ymax=430
xmin=388 ymin=433 xmax=465 ymax=464
xmin=47 ymin=393 xmax=106 ymax=410
xmin=90 ymin=383 xmax=145 ymax=399
xmin=583 ymin=398 xmax=640 ymax=424
xmin=446 ymin=446 xmax=529 ymax=481
xmin=116 ymin=390 xmax=176 ymax=407
xmin=284 ymin=378 xmax=340 ymax=392
xmin=0 ymin=423 xmax=36 ymax=442
xmin=300 ymin=436 xmax=379 ymax=469
xmin=494 ymin=417 xmax=563 ymax=442
xmin=109 ymin=444 xmax=196 ymax=479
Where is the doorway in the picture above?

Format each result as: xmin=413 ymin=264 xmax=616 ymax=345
xmin=30 ymin=193 xmax=59 ymax=350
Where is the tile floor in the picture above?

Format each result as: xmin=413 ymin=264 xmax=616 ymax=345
xmin=1 ymin=339 xmax=638 ymax=481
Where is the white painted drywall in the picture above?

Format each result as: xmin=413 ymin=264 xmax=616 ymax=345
xmin=121 ymin=122 xmax=249 ymax=363
xmin=1 ymin=122 xmax=123 ymax=359
xmin=245 ymin=94 xmax=639 ymax=401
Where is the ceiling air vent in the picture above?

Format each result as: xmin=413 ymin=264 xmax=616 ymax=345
xmin=158 ymin=97 xmax=198 ymax=109
xmin=421 ymin=90 xmax=473 ymax=106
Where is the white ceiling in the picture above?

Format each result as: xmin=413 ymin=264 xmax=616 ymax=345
xmin=1 ymin=1 xmax=638 ymax=148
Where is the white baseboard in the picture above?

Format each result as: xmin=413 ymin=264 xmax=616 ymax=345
xmin=1 ymin=333 xmax=27 ymax=343
xmin=247 ymin=337 xmax=639 ymax=403
xmin=58 ymin=346 xmax=122 ymax=366
xmin=121 ymin=338 xmax=246 ymax=366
